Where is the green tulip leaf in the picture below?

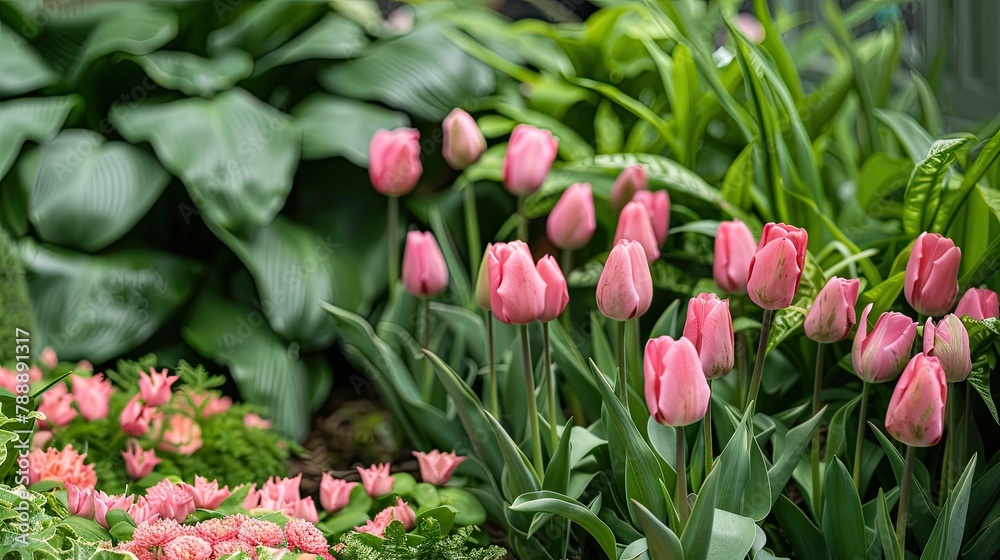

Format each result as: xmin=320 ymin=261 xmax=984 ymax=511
xmin=902 ymin=136 xmax=974 ymax=237
xmin=921 ymin=455 xmax=977 ymax=560
xmin=632 ymin=498 xmax=684 ymax=560
xmin=877 ymin=489 xmax=903 ymax=560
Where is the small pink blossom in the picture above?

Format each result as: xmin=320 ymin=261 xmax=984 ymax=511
xmin=243 ymin=413 xmax=272 ymax=430
xmin=357 ymin=463 xmax=394 ymax=498
xmin=319 ymin=473 xmax=357 ymax=512
xmin=76 ymin=360 xmax=94 ymax=372
xmin=38 ymin=383 xmax=77 ymax=428
xmin=138 ymin=368 xmax=178 ymax=407
xmin=120 ymin=394 xmax=160 ymax=437
xmin=355 ymin=509 xmax=394 ymax=537
xmin=162 ymin=535 xmax=212 ymax=560
xmin=93 ymin=491 xmax=135 ymax=529
xmin=195 ymin=515 xmax=245 ymax=543
xmin=39 ymin=347 xmax=58 ymax=369
xmin=182 ymin=476 xmax=231 ymax=510
xmin=389 ymin=497 xmax=416 ymax=530
xmin=70 ymin=373 xmax=114 ymax=421
xmin=128 ymin=496 xmax=161 ymax=526
xmin=157 ymin=414 xmax=203 ymax=456
xmin=66 ymin=482 xmax=95 ymax=518
xmin=28 ymin=445 xmax=97 ymax=488
xmin=237 ymin=517 xmax=283 ymax=547
xmin=412 ymin=450 xmax=465 ymax=485
xmin=122 ymin=440 xmax=161 ymax=480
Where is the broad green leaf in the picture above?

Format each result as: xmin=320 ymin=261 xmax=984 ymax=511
xmin=21 ymin=239 xmax=199 ymax=363
xmin=292 ymin=94 xmax=408 ymax=165
xmin=255 ymin=13 xmax=369 ymax=73
xmin=483 ymin=410 xmax=539 ymax=500
xmin=594 ymin=99 xmax=624 ymax=154
xmin=857 ymin=153 xmax=912 ymax=219
xmin=799 ymin=69 xmax=852 ymax=138
xmin=414 ymin=505 xmax=457 ymax=535
xmin=127 ymin=50 xmax=253 ymax=97
xmin=773 ymin=495 xmax=831 ymax=560
xmin=936 ymin=127 xmax=1000 ymax=232
xmin=543 ymin=420 xmax=575 ymax=494
xmin=768 ymin=406 xmax=825 ymax=507
xmin=902 ymin=136 xmax=974 ymax=237
xmin=632 ymin=499 xmax=684 ymax=560
xmin=822 ymin=459 xmax=866 ymax=560
xmin=877 ymin=490 xmax=902 ymax=560
xmin=705 ymin=509 xmax=756 ymax=560
xmin=437 ymin=488 xmax=485 ymax=527
xmin=321 ymin=24 xmax=494 ymax=121
xmin=76 ymin=5 xmax=177 ymax=75
xmin=511 ymin=491 xmax=617 ymax=559
xmin=681 ymin=464 xmax=719 ymax=560
xmin=963 ymin=517 xmax=1000 ymax=560
xmin=825 ymin=394 xmax=862 ymax=458
xmin=0 ymin=22 xmax=58 ymax=95
xmin=110 ymin=88 xmax=300 ymax=234
xmin=921 ymin=455 xmax=977 ymax=560
xmin=23 ymin=129 xmax=169 ymax=252
xmin=875 ymin=109 xmax=934 ymax=163
xmin=0 ymin=96 xmax=78 ymax=183
xmin=207 ymin=0 xmax=328 ymax=56
xmin=721 ymin=145 xmax=754 ymax=212
xmin=714 ymin=405 xmax=769 ymax=520
xmin=858 ymin=271 xmax=906 ymax=318
xmin=750 ymin=0 xmax=802 ymax=101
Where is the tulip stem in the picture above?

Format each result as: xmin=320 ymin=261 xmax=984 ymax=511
xmin=561 ymin=250 xmax=573 ymax=330
xmin=487 ymin=313 xmax=498 ymax=418
xmin=387 ymin=196 xmax=400 ymax=291
xmin=464 ymin=186 xmax=481 ymax=281
xmin=421 ymin=298 xmax=433 ymax=401
xmin=676 ymin=430 xmax=689 ymax=526
xmin=735 ymin=298 xmax=748 ymax=410
xmin=543 ymin=322 xmax=558 ymax=449
xmin=963 ymin=383 xmax=971 ymax=466
xmin=896 ymin=445 xmax=916 ymax=553
xmin=812 ymin=343 xmax=824 ymax=517
xmin=746 ymin=308 xmax=774 ymax=410
xmin=618 ymin=320 xmax=628 ymax=408
xmin=942 ymin=382 xmax=956 ymax=506
xmin=521 ymin=324 xmax=543 ymax=474
xmin=704 ymin=380 xmax=713 ymax=477
xmin=852 ymin=380 xmax=870 ymax=489
xmin=517 ymin=196 xmax=528 ymax=241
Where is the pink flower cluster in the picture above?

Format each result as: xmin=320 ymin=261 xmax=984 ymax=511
xmin=242 ymin=473 xmax=319 ymax=524
xmin=116 ymin=515 xmax=332 ymax=560
xmin=354 ymin=497 xmax=416 ymax=538
xmin=319 ymin=453 xmax=464 ymax=516
xmin=68 ymin=477 xmax=232 ymax=529
xmin=28 ymin=445 xmax=97 ymax=488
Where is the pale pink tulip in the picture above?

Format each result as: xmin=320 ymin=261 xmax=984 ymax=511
xmin=502 ymin=125 xmax=558 ymax=196
xmin=954 ymin=288 xmax=999 ymax=321
xmin=546 ymin=183 xmax=596 ymax=250
xmin=320 ymin=473 xmax=357 ymax=512
xmin=369 ymin=128 xmax=422 ymax=197
xmin=614 ymin=201 xmax=660 ymax=262
xmin=682 ymin=293 xmax=734 ymax=379
xmin=442 ymin=108 xmax=486 ymax=169
xmin=644 ymin=337 xmax=711 ymax=427
xmin=885 ymin=353 xmax=947 ymax=447
xmin=121 ymin=440 xmax=160 ymax=480
xmin=596 ymin=240 xmax=653 ymax=321
xmin=488 ymin=241 xmax=546 ymax=324
xmin=138 ymin=368 xmax=177 ymax=407
xmin=610 ymin=165 xmax=647 ymax=213
xmin=804 ymin=277 xmax=861 ymax=343
xmin=357 ymin=463 xmax=394 ymax=498
xmin=412 ymin=450 xmax=466 ymax=485
xmin=402 ymin=231 xmax=449 ymax=298
xmin=536 ymin=255 xmax=569 ymax=322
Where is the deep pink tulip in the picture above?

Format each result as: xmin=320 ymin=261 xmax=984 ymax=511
xmin=38 ymin=383 xmax=77 ymax=428
xmin=413 ymin=450 xmax=466 ymax=485
xmin=182 ymin=476 xmax=231 ymax=510
xmin=682 ymin=293 xmax=734 ymax=379
xmin=70 ymin=373 xmax=113 ymax=421
xmin=804 ymin=277 xmax=861 ymax=343
xmin=610 ymin=165 xmax=647 ymax=213
xmin=746 ymin=222 xmax=808 ymax=309
xmin=923 ymin=315 xmax=972 ymax=383
xmin=488 ymin=241 xmax=546 ymax=324
xmin=644 ymin=337 xmax=711 ymax=427
xmin=904 ymin=232 xmax=961 ymax=317
xmin=536 ymin=255 xmax=569 ymax=322
xmin=357 ymin=463 xmax=394 ymax=498
xmin=66 ymin=482 xmax=95 ymax=519
xmin=632 ymin=190 xmax=669 ymax=246
xmin=138 ymin=368 xmax=177 ymax=407
xmin=502 ymin=124 xmax=558 ymax=196
xmin=885 ymin=353 xmax=947 ymax=447
xmin=442 ymin=108 xmax=485 ymax=169
xmin=402 ymin=231 xmax=448 ymax=298
xmin=127 ymin=497 xmax=160 ymax=526
xmin=547 ymin=183 xmax=596 ymax=250
xmin=954 ymin=288 xmax=999 ymax=321
xmin=320 ymin=473 xmax=357 ymax=512
xmin=852 ymin=303 xmax=918 ymax=383
xmin=93 ymin=491 xmax=134 ymax=529
xmin=596 ymin=240 xmax=653 ymax=321
xmin=145 ymin=479 xmax=195 ymax=522
xmin=369 ymin=128 xmax=422 ymax=197
xmin=713 ymin=219 xmax=756 ymax=294
xmin=614 ymin=201 xmax=660 ymax=262
xmin=121 ymin=440 xmax=160 ymax=481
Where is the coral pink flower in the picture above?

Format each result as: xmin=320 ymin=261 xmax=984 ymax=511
xmin=320 ymin=473 xmax=357 ymax=513
xmin=162 ymin=535 xmax=212 ymax=560
xmin=66 ymin=482 xmax=95 ymax=518
xmin=157 ymin=414 xmax=203 ymax=456
xmin=128 ymin=496 xmax=160 ymax=526
xmin=243 ymin=413 xmax=272 ymax=430
xmin=212 ymin=539 xmax=254 ymax=558
xmin=39 ymin=347 xmax=58 ymax=369
xmin=146 ymin=479 xmax=196 ymax=522
xmin=122 ymin=440 xmax=161 ymax=481
xmin=93 ymin=491 xmax=135 ymax=529
xmin=286 ymin=517 xmax=332 ymax=555
xmin=357 ymin=463 xmax=395 ymax=498
xmin=237 ymin=517 xmax=283 ymax=547
xmin=195 ymin=516 xmax=245 ymax=543
xmin=182 ymin=476 xmax=231 ymax=510
xmin=70 ymin=373 xmax=114 ymax=421
xmin=389 ymin=497 xmax=416 ymax=530
xmin=120 ymin=394 xmax=159 ymax=437
xmin=28 ymin=445 xmax=97 ymax=488
xmin=138 ymin=368 xmax=178 ymax=407
xmin=38 ymin=383 xmax=77 ymax=428
xmin=412 ymin=450 xmax=466 ymax=485
xmin=355 ymin=508 xmax=394 ymax=537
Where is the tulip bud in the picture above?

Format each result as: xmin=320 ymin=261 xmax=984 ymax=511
xmin=922 ymin=315 xmax=972 ymax=382
xmin=536 ymin=255 xmax=569 ymax=322
xmin=644 ymin=336 xmax=711 ymax=426
xmin=369 ymin=128 xmax=422 ymax=197
xmin=402 ymin=231 xmax=448 ymax=298
xmin=597 ymin=240 xmax=653 ymax=321
xmin=632 ymin=190 xmax=669 ymax=246
xmin=488 ymin=241 xmax=546 ymax=324
xmin=713 ymin=219 xmax=756 ymax=294
xmin=610 ymin=165 xmax=647 ymax=213
xmin=804 ymin=276 xmax=861 ymax=343
xmin=390 ymin=497 xmax=416 ymax=530
xmin=746 ymin=222 xmax=808 ymax=309
xmin=502 ymin=124 xmax=558 ymax=196
xmin=442 ymin=108 xmax=486 ymax=169
xmin=320 ymin=473 xmax=357 ymax=513
xmin=682 ymin=293 xmax=734 ymax=379
xmin=546 ymin=183 xmax=596 ymax=250
xmin=614 ymin=201 xmax=660 ymax=262
xmin=885 ymin=353 xmax=947 ymax=447
xmin=475 ymin=243 xmax=492 ymax=310
xmin=954 ymin=287 xmax=999 ymax=321
xmin=852 ymin=303 xmax=918 ymax=382
xmin=904 ymin=232 xmax=961 ymax=317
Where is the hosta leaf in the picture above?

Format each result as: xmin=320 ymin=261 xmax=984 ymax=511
xmin=126 ymin=50 xmax=253 ymax=97
xmin=208 ymin=0 xmax=328 ymax=57
xmin=255 ymin=13 xmax=369 ymax=73
xmin=0 ymin=22 xmax=58 ymax=95
xmin=0 ymin=96 xmax=78 ymax=183
xmin=902 ymin=136 xmax=974 ymax=237
xmin=76 ymin=5 xmax=177 ymax=75
xmin=111 ymin=88 xmax=300 ymax=234
xmin=23 ymin=129 xmax=169 ymax=252
xmin=292 ymin=94 xmax=408 ymax=165
xmin=21 ymin=240 xmax=199 ymax=363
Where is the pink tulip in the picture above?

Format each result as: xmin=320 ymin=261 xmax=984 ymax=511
xmin=401 ymin=231 xmax=449 ymax=298
xmin=488 ymin=241 xmax=546 ymax=324
xmin=804 ymin=277 xmax=861 ymax=343
xmin=357 ymin=463 xmax=394 ymax=498
xmin=355 ymin=508 xmax=393 ymax=537
xmin=157 ymin=414 xmax=203 ymax=456
xmin=76 ymin=360 xmax=93 ymax=372
xmin=546 ymin=183 xmax=596 ymax=250
xmin=682 ymin=293 xmax=734 ymax=379
xmin=632 ymin=190 xmax=669 ymax=246
xmin=120 ymin=395 xmax=157 ymax=437
xmin=40 ymin=347 xmax=58 ymax=369
xmin=713 ymin=219 xmax=756 ymax=294
xmin=885 ymin=353 xmax=947 ymax=447
xmin=734 ymin=13 xmax=766 ymax=44
xmin=502 ymin=124 xmax=558 ymax=196
xmin=243 ymin=413 xmax=272 ymax=430
xmin=93 ymin=491 xmax=134 ymax=529
xmin=145 ymin=479 xmax=196 ymax=522
xmin=369 ymin=128 xmax=422 ymax=197
xmin=320 ymin=473 xmax=357 ymax=512
xmin=121 ymin=440 xmax=160 ymax=480
xmin=389 ymin=497 xmax=416 ymax=530
xmin=412 ymin=450 xmax=466 ymax=485
xmin=614 ymin=201 xmax=660 ymax=262
xmin=70 ymin=373 xmax=113 ymax=421
xmin=442 ymin=108 xmax=486 ymax=169
xmin=610 ymin=165 xmax=647 ymax=213
xmin=597 ymin=240 xmax=653 ymax=321
xmin=922 ymin=315 xmax=972 ymax=383
xmin=66 ymin=482 xmax=95 ymax=519
xmin=644 ymin=337 xmax=711 ymax=426
xmin=475 ymin=243 xmax=492 ymax=311
xmin=294 ymin=497 xmax=319 ymax=524
xmin=138 ymin=368 xmax=177 ymax=407
xmin=182 ymin=476 xmax=231 ymax=510
xmin=38 ymin=383 xmax=77 ymax=428
xmin=852 ymin=303 xmax=918 ymax=383
xmin=954 ymin=288 xmax=999 ymax=321
xmin=746 ymin=222 xmax=808 ymax=309
xmin=536 ymin=255 xmax=569 ymax=322
xmin=904 ymin=232 xmax=961 ymax=317
xmin=127 ymin=496 xmax=160 ymax=526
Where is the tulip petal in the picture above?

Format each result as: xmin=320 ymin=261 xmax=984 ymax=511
xmin=747 ymin=239 xmax=801 ymax=309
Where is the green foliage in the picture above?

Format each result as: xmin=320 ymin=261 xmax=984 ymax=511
xmin=0 ymin=229 xmax=31 ymax=362
xmin=333 ymin=519 xmax=506 ymax=560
